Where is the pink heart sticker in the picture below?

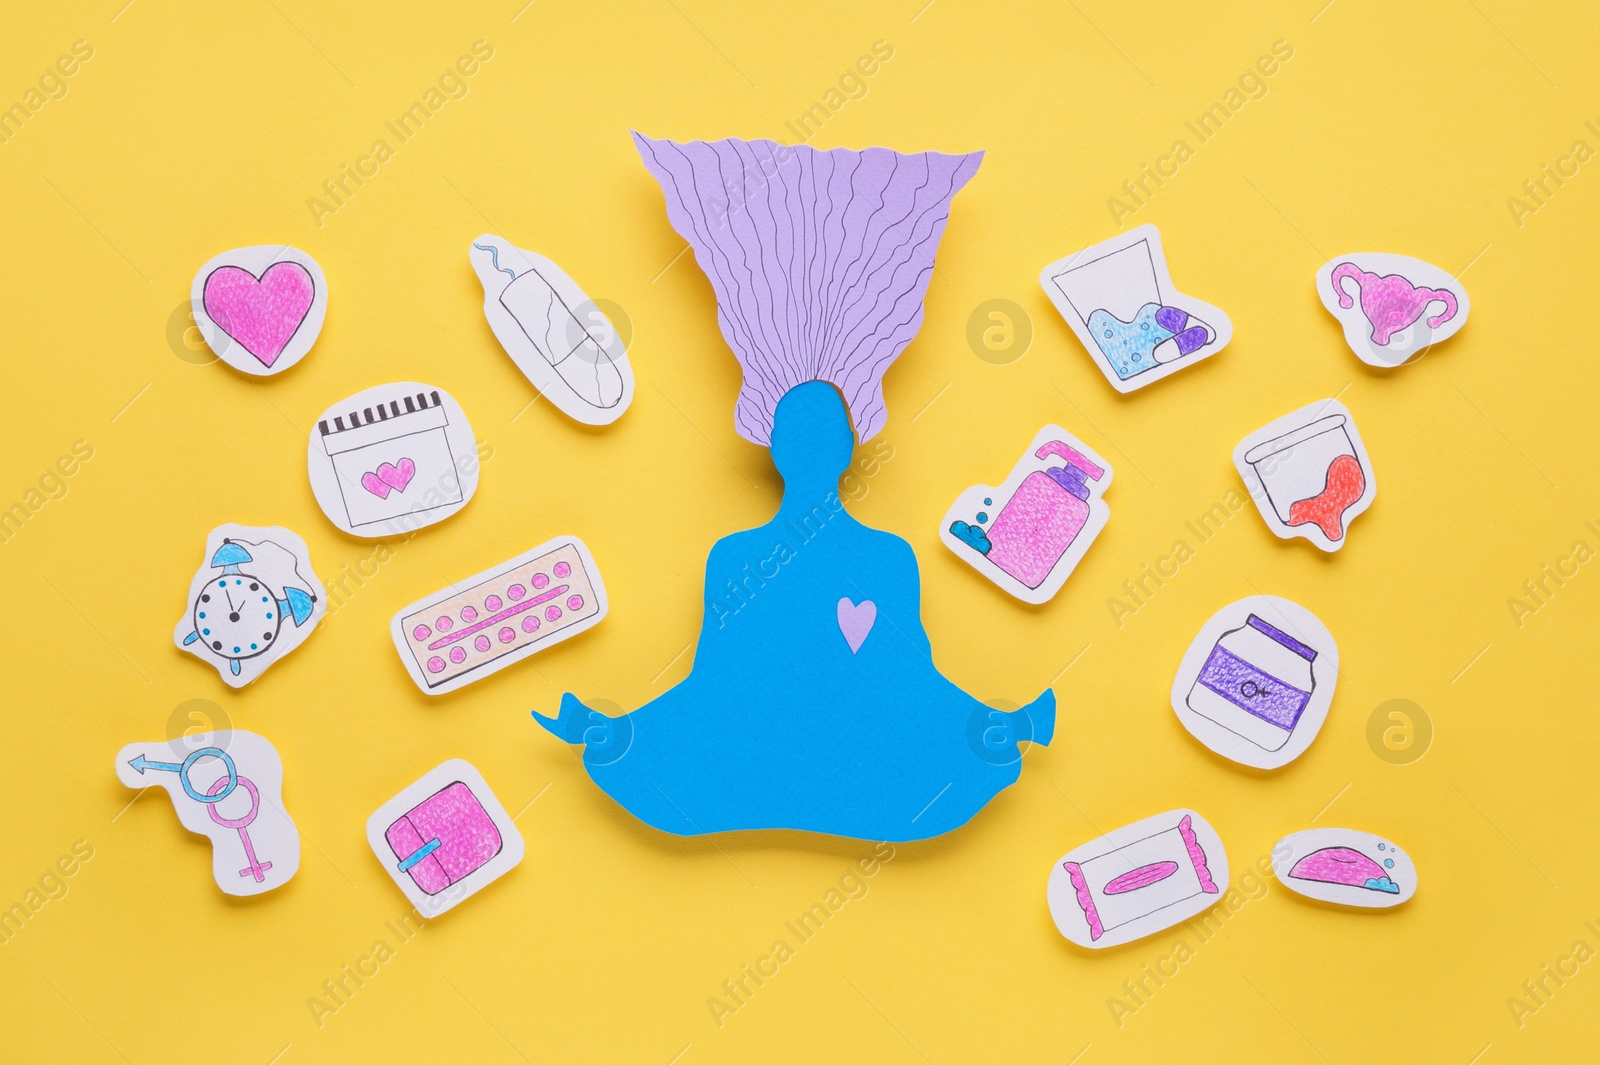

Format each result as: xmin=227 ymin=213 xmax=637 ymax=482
xmin=361 ymin=458 xmax=415 ymax=499
xmin=837 ymin=598 xmax=876 ymax=654
xmin=203 ymin=261 xmax=316 ymax=368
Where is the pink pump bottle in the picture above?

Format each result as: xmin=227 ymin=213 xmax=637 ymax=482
xmin=984 ymin=441 xmax=1106 ymax=589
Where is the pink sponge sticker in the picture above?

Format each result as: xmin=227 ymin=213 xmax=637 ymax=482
xmin=1234 ymin=397 xmax=1376 ymax=553
xmin=190 ymin=245 xmax=328 ymax=377
xmin=1047 ymin=809 xmax=1228 ymax=948
xmin=1271 ymin=828 xmax=1416 ymax=909
xmin=367 ymin=759 xmax=525 ymax=918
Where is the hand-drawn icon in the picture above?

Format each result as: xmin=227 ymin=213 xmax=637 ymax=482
xmin=189 ymin=245 xmax=327 ymax=377
xmin=1234 ymin=398 xmax=1376 ymax=552
xmin=1366 ymin=698 xmax=1433 ymax=765
xmin=1047 ymin=809 xmax=1228 ymax=948
xmin=1040 ymin=224 xmax=1232 ymax=393
xmin=174 ymin=525 xmax=324 ymax=687
xmin=390 ymin=537 xmax=608 ymax=695
xmin=115 ymin=731 xmax=299 ymax=896
xmin=940 ymin=425 xmax=1112 ymax=604
xmin=469 ymin=234 xmax=634 ymax=425
xmin=1317 ymin=253 xmax=1469 ymax=367
xmin=366 ymin=759 xmax=525 ymax=918
xmin=1171 ymin=595 xmax=1339 ymax=769
xmin=1271 ymin=828 xmax=1416 ymax=908
xmin=307 ymin=383 xmax=479 ymax=538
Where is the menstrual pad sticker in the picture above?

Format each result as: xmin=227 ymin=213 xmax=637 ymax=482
xmin=1272 ymin=828 xmax=1416 ymax=909
xmin=308 ymin=382 xmax=480 ymax=538
xmin=1048 ymin=809 xmax=1229 ymax=948
xmin=366 ymin=759 xmax=524 ymax=918
xmin=390 ymin=536 xmax=608 ymax=695
xmin=469 ymin=234 xmax=633 ymax=425
xmin=1040 ymin=224 xmax=1232 ymax=393
xmin=1234 ymin=398 xmax=1376 ymax=552
xmin=190 ymin=245 xmax=327 ymax=377
xmin=1317 ymin=253 xmax=1469 ymax=368
xmin=1170 ymin=595 xmax=1339 ymax=770
xmin=940 ymin=425 xmax=1112 ymax=605
xmin=174 ymin=524 xmax=325 ymax=688
xmin=115 ymin=731 xmax=299 ymax=896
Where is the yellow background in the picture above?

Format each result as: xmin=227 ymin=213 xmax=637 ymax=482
xmin=3 ymin=1 xmax=1597 ymax=1061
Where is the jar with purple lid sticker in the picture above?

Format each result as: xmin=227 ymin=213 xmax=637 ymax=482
xmin=1185 ymin=614 xmax=1316 ymax=752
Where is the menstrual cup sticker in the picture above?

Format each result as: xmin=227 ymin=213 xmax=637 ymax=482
xmin=115 ymin=731 xmax=300 ymax=896
xmin=940 ymin=425 xmax=1112 ymax=605
xmin=469 ymin=234 xmax=633 ymax=425
xmin=1047 ymin=809 xmax=1228 ymax=949
xmin=1040 ymin=224 xmax=1232 ymax=393
xmin=1317 ymin=253 xmax=1469 ymax=367
xmin=390 ymin=536 xmax=608 ymax=696
xmin=1170 ymin=596 xmax=1338 ymax=769
xmin=1271 ymin=828 xmax=1416 ymax=909
xmin=190 ymin=245 xmax=327 ymax=377
xmin=1234 ymin=399 xmax=1376 ymax=552
xmin=174 ymin=524 xmax=324 ymax=688
xmin=366 ymin=759 xmax=524 ymax=918
xmin=307 ymin=383 xmax=480 ymax=538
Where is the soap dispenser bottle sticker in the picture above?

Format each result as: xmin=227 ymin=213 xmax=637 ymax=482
xmin=941 ymin=425 xmax=1113 ymax=605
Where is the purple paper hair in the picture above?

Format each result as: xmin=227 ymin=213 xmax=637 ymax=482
xmin=634 ymin=133 xmax=982 ymax=446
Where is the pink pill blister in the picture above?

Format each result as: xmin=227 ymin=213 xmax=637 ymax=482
xmin=390 ymin=537 xmax=608 ymax=695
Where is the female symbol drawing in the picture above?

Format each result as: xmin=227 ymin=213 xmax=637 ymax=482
xmin=532 ymin=134 xmax=1055 ymax=842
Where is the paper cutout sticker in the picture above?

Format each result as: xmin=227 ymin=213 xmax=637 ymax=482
xmin=1170 ymin=596 xmax=1338 ymax=769
xmin=470 ymin=234 xmax=633 ymax=425
xmin=1235 ymin=398 xmax=1375 ymax=552
xmin=115 ymin=731 xmax=299 ymax=896
xmin=366 ymin=759 xmax=525 ymax=918
xmin=390 ymin=536 xmax=607 ymax=695
xmin=1048 ymin=809 xmax=1229 ymax=948
xmin=1317 ymin=253 xmax=1469 ymax=367
xmin=940 ymin=425 xmax=1112 ymax=604
xmin=1040 ymin=224 xmax=1232 ymax=393
xmin=190 ymin=245 xmax=327 ymax=377
xmin=175 ymin=524 xmax=324 ymax=687
xmin=307 ymin=383 xmax=479 ymax=538
xmin=1272 ymin=828 xmax=1416 ymax=909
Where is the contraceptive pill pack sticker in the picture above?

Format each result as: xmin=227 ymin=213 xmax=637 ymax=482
xmin=175 ymin=524 xmax=324 ymax=687
xmin=1040 ymin=224 xmax=1232 ymax=393
xmin=190 ymin=245 xmax=327 ymax=376
xmin=940 ymin=425 xmax=1112 ymax=604
xmin=470 ymin=234 xmax=634 ymax=425
xmin=367 ymin=759 xmax=525 ymax=917
xmin=1235 ymin=398 xmax=1376 ymax=552
xmin=116 ymin=731 xmax=299 ymax=896
xmin=1048 ymin=809 xmax=1228 ymax=948
xmin=1171 ymin=595 xmax=1339 ymax=769
xmin=1317 ymin=253 xmax=1469 ymax=368
xmin=1272 ymin=828 xmax=1416 ymax=909
xmin=390 ymin=536 xmax=607 ymax=695
xmin=308 ymin=383 xmax=479 ymax=538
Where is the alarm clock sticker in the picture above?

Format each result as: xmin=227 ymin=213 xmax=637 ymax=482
xmin=174 ymin=524 xmax=326 ymax=688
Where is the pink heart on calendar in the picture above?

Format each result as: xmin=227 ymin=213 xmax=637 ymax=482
xmin=837 ymin=598 xmax=876 ymax=654
xmin=203 ymin=261 xmax=316 ymax=368
xmin=360 ymin=458 xmax=416 ymax=499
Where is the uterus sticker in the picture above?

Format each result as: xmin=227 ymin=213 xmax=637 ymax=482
xmin=1317 ymin=253 xmax=1469 ymax=368
xmin=390 ymin=536 xmax=608 ymax=696
xmin=1234 ymin=398 xmax=1376 ymax=552
xmin=1171 ymin=596 xmax=1339 ymax=770
xmin=940 ymin=425 xmax=1112 ymax=605
xmin=190 ymin=245 xmax=327 ymax=377
xmin=1048 ymin=809 xmax=1229 ymax=949
xmin=469 ymin=234 xmax=634 ymax=425
xmin=307 ymin=383 xmax=479 ymax=538
xmin=174 ymin=524 xmax=325 ymax=687
xmin=366 ymin=759 xmax=525 ymax=918
xmin=1040 ymin=224 xmax=1232 ymax=393
xmin=1271 ymin=828 xmax=1416 ymax=909
xmin=115 ymin=731 xmax=300 ymax=896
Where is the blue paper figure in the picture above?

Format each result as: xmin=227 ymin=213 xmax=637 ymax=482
xmin=532 ymin=135 xmax=1054 ymax=841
